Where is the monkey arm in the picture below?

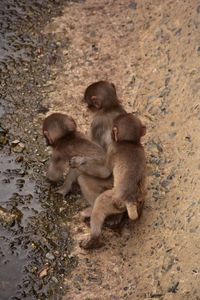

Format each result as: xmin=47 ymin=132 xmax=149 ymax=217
xmin=69 ymin=156 xmax=112 ymax=178
xmin=57 ymin=168 xmax=80 ymax=196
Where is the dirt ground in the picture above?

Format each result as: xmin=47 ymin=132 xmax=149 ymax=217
xmin=39 ymin=0 xmax=200 ymax=299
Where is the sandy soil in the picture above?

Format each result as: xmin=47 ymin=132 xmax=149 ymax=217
xmin=40 ymin=0 xmax=200 ymax=299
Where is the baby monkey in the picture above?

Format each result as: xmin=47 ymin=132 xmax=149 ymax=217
xmin=80 ymin=113 xmax=146 ymax=249
xmin=83 ymin=80 xmax=126 ymax=150
xmin=43 ymin=113 xmax=111 ymax=195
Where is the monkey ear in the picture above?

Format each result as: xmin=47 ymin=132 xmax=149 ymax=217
xmin=141 ymin=125 xmax=146 ymax=136
xmin=66 ymin=117 xmax=77 ymax=132
xmin=112 ymin=126 xmax=118 ymax=142
xmin=44 ymin=130 xmax=53 ymax=144
xmin=91 ymin=96 xmax=101 ymax=109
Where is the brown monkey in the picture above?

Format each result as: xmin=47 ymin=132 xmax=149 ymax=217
xmin=79 ymin=113 xmax=146 ymax=249
xmin=83 ymin=80 xmax=126 ymax=150
xmin=76 ymin=81 xmax=127 ymax=225
xmin=42 ymin=113 xmax=111 ymax=196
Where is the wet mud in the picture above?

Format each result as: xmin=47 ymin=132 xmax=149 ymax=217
xmin=0 ymin=1 xmax=79 ymax=299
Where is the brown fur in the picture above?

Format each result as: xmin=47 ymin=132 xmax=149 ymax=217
xmin=42 ymin=113 xmax=111 ymax=195
xmin=83 ymin=81 xmax=126 ymax=150
xmin=81 ymin=81 xmax=127 ymax=227
xmin=80 ymin=114 xmax=146 ymax=249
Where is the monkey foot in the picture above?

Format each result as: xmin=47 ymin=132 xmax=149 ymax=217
xmin=79 ymin=237 xmax=103 ymax=249
xmin=56 ymin=187 xmax=68 ymax=197
xmin=104 ymin=213 xmax=125 ymax=229
xmin=80 ymin=207 xmax=92 ymax=220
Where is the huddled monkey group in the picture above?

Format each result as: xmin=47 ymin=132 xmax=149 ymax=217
xmin=42 ymin=81 xmax=146 ymax=250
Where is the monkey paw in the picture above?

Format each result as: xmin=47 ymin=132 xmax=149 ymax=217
xmin=79 ymin=237 xmax=103 ymax=250
xmin=56 ymin=186 xmax=69 ymax=197
xmin=104 ymin=213 xmax=125 ymax=229
xmin=69 ymin=156 xmax=87 ymax=168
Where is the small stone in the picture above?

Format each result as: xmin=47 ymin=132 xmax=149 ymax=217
xmin=197 ymin=5 xmax=200 ymax=13
xmin=0 ymin=135 xmax=8 ymax=145
xmin=0 ymin=206 xmax=16 ymax=226
xmin=15 ymin=156 xmax=24 ymax=163
xmin=168 ymin=281 xmax=179 ymax=293
xmin=46 ymin=252 xmax=55 ymax=260
xmin=11 ymin=140 xmax=20 ymax=146
xmin=185 ymin=135 xmax=191 ymax=142
xmin=129 ymin=1 xmax=137 ymax=10
xmin=12 ymin=142 xmax=25 ymax=153
xmin=52 ymin=276 xmax=58 ymax=283
xmin=39 ymin=267 xmax=49 ymax=278
xmin=161 ymin=180 xmax=170 ymax=188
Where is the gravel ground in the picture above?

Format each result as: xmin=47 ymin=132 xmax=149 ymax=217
xmin=39 ymin=0 xmax=200 ymax=299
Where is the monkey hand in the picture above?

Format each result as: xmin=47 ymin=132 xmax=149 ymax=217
xmin=69 ymin=156 xmax=88 ymax=168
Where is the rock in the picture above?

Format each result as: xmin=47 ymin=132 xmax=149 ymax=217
xmin=12 ymin=142 xmax=25 ymax=153
xmin=0 ymin=206 xmax=17 ymax=226
xmin=11 ymin=139 xmax=20 ymax=146
xmin=0 ymin=135 xmax=8 ymax=145
xmin=167 ymin=281 xmax=179 ymax=293
xmin=129 ymin=1 xmax=137 ymax=10
xmin=46 ymin=252 xmax=55 ymax=260
xmin=52 ymin=276 xmax=58 ymax=283
xmin=161 ymin=180 xmax=170 ymax=189
xmin=39 ymin=266 xmax=49 ymax=278
xmin=15 ymin=155 xmax=24 ymax=162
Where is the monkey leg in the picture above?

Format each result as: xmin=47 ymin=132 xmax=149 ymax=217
xmin=57 ymin=168 xmax=80 ymax=196
xmin=78 ymin=174 xmax=125 ymax=228
xmin=77 ymin=174 xmax=113 ymax=206
xmin=80 ymin=190 xmax=123 ymax=250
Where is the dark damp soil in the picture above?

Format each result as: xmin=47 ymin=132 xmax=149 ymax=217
xmin=0 ymin=1 xmax=82 ymax=299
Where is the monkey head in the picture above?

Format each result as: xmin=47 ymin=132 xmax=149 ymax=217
xmin=112 ymin=113 xmax=146 ymax=143
xmin=83 ymin=81 xmax=119 ymax=111
xmin=43 ymin=113 xmax=76 ymax=146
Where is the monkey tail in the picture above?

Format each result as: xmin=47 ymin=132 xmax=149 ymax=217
xmin=126 ymin=202 xmax=138 ymax=220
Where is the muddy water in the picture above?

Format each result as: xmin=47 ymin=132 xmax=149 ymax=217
xmin=0 ymin=1 xmax=78 ymax=299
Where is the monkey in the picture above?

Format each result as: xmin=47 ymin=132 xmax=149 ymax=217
xmin=74 ymin=81 xmax=127 ymax=226
xmin=83 ymin=80 xmax=127 ymax=150
xmin=79 ymin=113 xmax=146 ymax=249
xmin=42 ymin=113 xmax=112 ymax=196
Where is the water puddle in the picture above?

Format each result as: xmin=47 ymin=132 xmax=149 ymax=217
xmin=0 ymin=1 xmax=77 ymax=299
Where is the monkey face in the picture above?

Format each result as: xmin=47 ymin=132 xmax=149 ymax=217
xmin=83 ymin=95 xmax=101 ymax=112
xmin=46 ymin=157 xmax=67 ymax=182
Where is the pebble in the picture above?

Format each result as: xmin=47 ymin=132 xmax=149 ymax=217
xmin=11 ymin=140 xmax=20 ymax=145
xmin=161 ymin=180 xmax=170 ymax=189
xmin=15 ymin=155 xmax=24 ymax=162
xmin=167 ymin=281 xmax=179 ymax=293
xmin=52 ymin=276 xmax=58 ymax=283
xmin=12 ymin=142 xmax=25 ymax=153
xmin=46 ymin=252 xmax=55 ymax=260
xmin=129 ymin=1 xmax=137 ymax=10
